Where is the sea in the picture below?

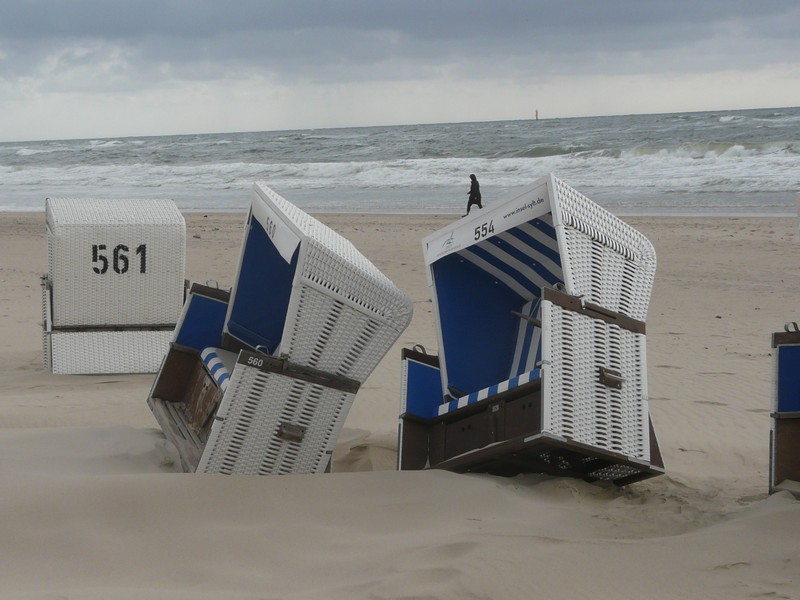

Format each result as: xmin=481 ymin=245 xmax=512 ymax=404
xmin=1 ymin=106 xmax=799 ymax=215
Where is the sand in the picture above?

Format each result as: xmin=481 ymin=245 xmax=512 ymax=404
xmin=1 ymin=210 xmax=799 ymax=599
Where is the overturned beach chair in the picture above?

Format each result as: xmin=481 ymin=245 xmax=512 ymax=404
xmin=148 ymin=183 xmax=413 ymax=474
xmin=769 ymin=323 xmax=800 ymax=497
xmin=42 ymin=198 xmax=186 ymax=374
xmin=399 ymin=173 xmax=664 ymax=485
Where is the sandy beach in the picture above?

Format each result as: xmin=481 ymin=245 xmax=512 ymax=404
xmin=1 ymin=210 xmax=799 ymax=599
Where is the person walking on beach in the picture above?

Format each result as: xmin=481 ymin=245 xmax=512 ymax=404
xmin=466 ymin=174 xmax=482 ymax=215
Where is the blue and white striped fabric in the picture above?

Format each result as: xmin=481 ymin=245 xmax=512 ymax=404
xmin=200 ymin=347 xmax=231 ymax=392
xmin=459 ymin=216 xmax=562 ymax=299
xmin=432 ymin=214 xmax=557 ymax=418
xmin=509 ymin=297 xmax=543 ymax=377
xmin=436 ymin=298 xmax=543 ymax=417
xmin=437 ymin=368 xmax=541 ymax=416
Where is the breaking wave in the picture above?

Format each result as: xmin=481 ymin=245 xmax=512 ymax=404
xmin=2 ymin=106 xmax=798 ymax=213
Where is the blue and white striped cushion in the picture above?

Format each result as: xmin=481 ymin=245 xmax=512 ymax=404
xmin=437 ymin=368 xmax=541 ymax=416
xmin=200 ymin=347 xmax=231 ymax=392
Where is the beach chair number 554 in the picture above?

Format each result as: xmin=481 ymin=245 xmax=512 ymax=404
xmin=91 ymin=243 xmax=147 ymax=274
xmin=474 ymin=220 xmax=495 ymax=241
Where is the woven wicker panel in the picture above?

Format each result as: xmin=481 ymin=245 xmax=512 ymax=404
xmin=541 ymin=300 xmax=649 ymax=462
xmin=41 ymin=277 xmax=52 ymax=370
xmin=258 ymin=184 xmax=413 ymax=327
xmin=301 ymin=239 xmax=413 ymax=325
xmin=280 ymin=284 xmax=402 ymax=382
xmin=198 ymin=364 xmax=354 ymax=475
xmin=553 ymin=177 xmax=656 ymax=322
xmin=47 ymin=329 xmax=173 ymax=374
xmin=46 ymin=198 xmax=185 ymax=328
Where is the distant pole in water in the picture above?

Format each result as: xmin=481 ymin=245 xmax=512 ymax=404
xmin=535 ymin=109 xmax=539 ymax=121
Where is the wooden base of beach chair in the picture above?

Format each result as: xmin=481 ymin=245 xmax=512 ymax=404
xmin=399 ymin=375 xmax=663 ymax=486
xmin=770 ymin=417 xmax=800 ymax=496
xmin=770 ymin=328 xmax=800 ymax=497
xmin=147 ymin=345 xmax=226 ymax=471
xmin=149 ymin=345 xmax=360 ymax=475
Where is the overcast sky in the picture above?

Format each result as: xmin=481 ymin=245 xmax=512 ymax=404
xmin=1 ymin=0 xmax=799 ymax=141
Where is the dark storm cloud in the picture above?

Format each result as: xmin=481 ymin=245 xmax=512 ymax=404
xmin=0 ymin=0 xmax=791 ymax=39
xmin=1 ymin=0 xmax=799 ymax=87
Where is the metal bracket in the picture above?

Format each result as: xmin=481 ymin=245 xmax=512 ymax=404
xmin=277 ymin=422 xmax=306 ymax=443
xmin=599 ymin=367 xmax=624 ymax=390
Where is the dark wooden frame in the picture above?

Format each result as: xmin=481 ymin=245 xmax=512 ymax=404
xmin=769 ymin=329 xmax=800 ymax=495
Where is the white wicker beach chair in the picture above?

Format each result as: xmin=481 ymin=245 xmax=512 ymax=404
xmin=41 ymin=198 xmax=186 ymax=374
xmin=398 ymin=173 xmax=664 ymax=485
xmin=148 ymin=183 xmax=413 ymax=475
xmin=769 ymin=323 xmax=800 ymax=497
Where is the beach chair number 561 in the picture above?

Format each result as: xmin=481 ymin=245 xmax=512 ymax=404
xmin=91 ymin=243 xmax=147 ymax=274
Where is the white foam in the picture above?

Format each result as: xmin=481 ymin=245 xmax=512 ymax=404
xmin=2 ymin=109 xmax=798 ymax=213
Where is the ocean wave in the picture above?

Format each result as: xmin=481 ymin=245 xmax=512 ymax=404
xmin=507 ymin=144 xmax=591 ymax=158
xmin=2 ymin=108 xmax=798 ymax=212
xmin=619 ymin=141 xmax=798 ymax=159
xmin=2 ymin=148 xmax=796 ymax=196
xmin=16 ymin=147 xmax=56 ymax=156
xmin=88 ymin=140 xmax=126 ymax=149
xmin=719 ymin=115 xmax=746 ymax=124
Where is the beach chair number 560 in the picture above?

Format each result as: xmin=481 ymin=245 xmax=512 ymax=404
xmin=91 ymin=243 xmax=147 ymax=274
